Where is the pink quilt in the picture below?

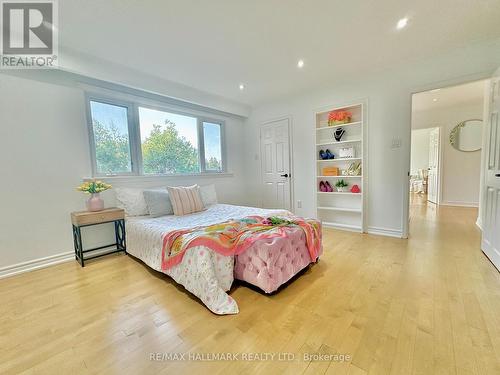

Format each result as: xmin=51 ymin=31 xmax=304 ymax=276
xmin=161 ymin=215 xmax=321 ymax=271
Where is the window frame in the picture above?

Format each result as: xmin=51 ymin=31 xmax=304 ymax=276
xmin=85 ymin=93 xmax=227 ymax=177
xmin=199 ymin=117 xmax=226 ymax=173
xmin=86 ymin=95 xmax=140 ymax=177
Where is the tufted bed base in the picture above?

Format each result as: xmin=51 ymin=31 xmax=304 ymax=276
xmin=234 ymin=226 xmax=322 ymax=294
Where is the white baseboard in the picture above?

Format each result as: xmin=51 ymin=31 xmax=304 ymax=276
xmin=0 ymin=251 xmax=74 ymax=280
xmin=367 ymin=226 xmax=404 ymax=238
xmin=482 ymin=239 xmax=500 ymax=272
xmin=476 ymin=217 xmax=483 ymax=231
xmin=440 ymin=201 xmax=479 ymax=208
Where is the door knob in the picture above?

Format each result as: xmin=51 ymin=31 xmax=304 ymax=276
xmin=280 ymin=173 xmax=289 ymax=178
xmin=496 ymin=173 xmax=500 ymax=177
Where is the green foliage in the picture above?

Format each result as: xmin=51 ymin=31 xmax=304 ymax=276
xmin=93 ymin=120 xmax=131 ymax=174
xmin=142 ymin=121 xmax=199 ymax=174
xmin=335 ymin=179 xmax=349 ymax=188
xmin=93 ymin=118 xmax=201 ymax=175
xmin=266 ymin=216 xmax=295 ymax=226
xmin=206 ymin=156 xmax=222 ymax=171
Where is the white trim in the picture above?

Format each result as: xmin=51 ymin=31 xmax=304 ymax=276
xmin=440 ymin=201 xmax=479 ymax=208
xmin=0 ymin=251 xmax=74 ymax=280
xmin=322 ymin=222 xmax=361 ymax=232
xmin=367 ymin=226 xmax=404 ymax=238
xmin=476 ymin=217 xmax=483 ymax=231
xmin=83 ymin=172 xmax=234 ymax=184
xmin=482 ymin=239 xmax=500 ymax=272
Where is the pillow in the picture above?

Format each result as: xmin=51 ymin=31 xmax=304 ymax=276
xmin=167 ymin=184 xmax=205 ymax=216
xmin=143 ymin=189 xmax=174 ymax=217
xmin=114 ymin=188 xmax=149 ymax=216
xmin=200 ymin=184 xmax=218 ymax=206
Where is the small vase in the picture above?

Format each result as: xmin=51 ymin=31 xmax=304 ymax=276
xmin=86 ymin=193 xmax=104 ymax=212
xmin=337 ymin=187 xmax=345 ymax=192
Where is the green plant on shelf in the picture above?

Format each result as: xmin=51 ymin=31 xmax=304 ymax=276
xmin=335 ymin=179 xmax=349 ymax=188
xmin=335 ymin=179 xmax=349 ymax=192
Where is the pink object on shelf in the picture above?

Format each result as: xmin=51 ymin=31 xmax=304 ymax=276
xmin=234 ymin=225 xmax=322 ymax=293
xmin=86 ymin=193 xmax=104 ymax=212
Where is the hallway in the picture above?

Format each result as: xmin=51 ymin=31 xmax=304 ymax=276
xmin=405 ymin=193 xmax=500 ymax=374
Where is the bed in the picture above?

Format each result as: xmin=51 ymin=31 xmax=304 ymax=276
xmin=126 ymin=203 xmax=322 ymax=314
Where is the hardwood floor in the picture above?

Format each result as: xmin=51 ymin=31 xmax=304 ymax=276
xmin=1 ymin=199 xmax=499 ymax=374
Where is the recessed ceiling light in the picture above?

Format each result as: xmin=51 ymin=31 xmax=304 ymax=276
xmin=433 ymin=98 xmax=438 ymax=102
xmin=396 ymin=17 xmax=408 ymax=30
xmin=239 ymin=84 xmax=245 ymax=90
xmin=297 ymin=59 xmax=304 ymax=68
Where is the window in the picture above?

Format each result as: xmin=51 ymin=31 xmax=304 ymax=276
xmin=86 ymin=95 xmax=226 ymax=176
xmin=138 ymin=107 xmax=199 ymax=174
xmin=203 ymin=121 xmax=223 ymax=172
xmin=89 ymin=100 xmax=133 ymax=175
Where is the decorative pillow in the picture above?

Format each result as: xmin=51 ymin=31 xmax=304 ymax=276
xmin=200 ymin=184 xmax=218 ymax=207
xmin=114 ymin=188 xmax=149 ymax=216
xmin=167 ymin=185 xmax=205 ymax=216
xmin=143 ymin=189 xmax=174 ymax=217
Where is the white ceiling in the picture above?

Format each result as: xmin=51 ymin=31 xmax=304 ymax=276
xmin=412 ymin=80 xmax=486 ymax=112
xmin=59 ymin=0 xmax=500 ymax=106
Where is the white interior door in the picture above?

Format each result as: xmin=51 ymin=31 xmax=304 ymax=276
xmin=260 ymin=118 xmax=292 ymax=210
xmin=481 ymin=75 xmax=500 ymax=271
xmin=427 ymin=127 xmax=440 ymax=204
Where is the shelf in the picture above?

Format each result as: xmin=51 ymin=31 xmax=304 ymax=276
xmin=317 ymin=191 xmax=362 ymax=195
xmin=317 ymin=157 xmax=362 ymax=162
xmin=322 ymin=221 xmax=362 ymax=232
xmin=316 ymin=139 xmax=361 ymax=146
xmin=316 ymin=121 xmax=362 ymax=130
xmin=315 ymin=103 xmax=364 ymax=235
xmin=317 ymin=206 xmax=362 ymax=213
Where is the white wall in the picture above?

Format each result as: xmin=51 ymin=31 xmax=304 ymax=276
xmin=410 ymin=128 xmax=432 ymax=175
xmin=59 ymin=47 xmax=251 ymax=118
xmin=0 ymin=72 xmax=249 ymax=272
xmin=244 ymin=38 xmax=500 ymax=237
xmin=412 ymin=101 xmax=484 ymax=206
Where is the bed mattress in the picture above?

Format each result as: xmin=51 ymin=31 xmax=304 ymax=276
xmin=126 ymin=204 xmax=320 ymax=314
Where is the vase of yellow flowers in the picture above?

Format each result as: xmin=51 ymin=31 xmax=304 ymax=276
xmin=77 ymin=180 xmax=112 ymax=212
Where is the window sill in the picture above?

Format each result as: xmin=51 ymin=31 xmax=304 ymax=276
xmin=83 ymin=172 xmax=234 ymax=184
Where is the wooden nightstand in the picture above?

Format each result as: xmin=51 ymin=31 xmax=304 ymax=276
xmin=71 ymin=208 xmax=126 ymax=267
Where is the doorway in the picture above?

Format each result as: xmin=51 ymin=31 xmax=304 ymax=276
xmin=408 ymin=79 xmax=487 ymax=234
xmin=260 ymin=117 xmax=292 ymax=210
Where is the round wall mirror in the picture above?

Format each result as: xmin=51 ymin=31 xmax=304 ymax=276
xmin=449 ymin=119 xmax=482 ymax=152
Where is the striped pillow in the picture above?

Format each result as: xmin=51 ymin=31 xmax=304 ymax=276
xmin=167 ymin=185 xmax=205 ymax=216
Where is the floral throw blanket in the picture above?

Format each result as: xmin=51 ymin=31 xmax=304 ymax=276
xmin=161 ymin=215 xmax=321 ymax=271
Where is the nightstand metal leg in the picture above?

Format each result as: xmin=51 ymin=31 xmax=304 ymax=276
xmin=72 ymin=225 xmax=79 ymax=260
xmin=115 ymin=219 xmax=126 ymax=253
xmin=72 ymin=225 xmax=84 ymax=267
xmin=77 ymin=226 xmax=84 ymax=267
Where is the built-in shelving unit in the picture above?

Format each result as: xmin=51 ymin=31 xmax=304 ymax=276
xmin=315 ymin=103 xmax=366 ymax=232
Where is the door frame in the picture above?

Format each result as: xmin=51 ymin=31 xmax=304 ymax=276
xmin=425 ymin=126 xmax=443 ymax=205
xmin=259 ymin=116 xmax=294 ymax=211
xmin=403 ymin=73 xmax=491 ymax=238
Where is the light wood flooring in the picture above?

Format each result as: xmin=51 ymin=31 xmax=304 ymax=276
xmin=1 ymin=197 xmax=499 ymax=374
